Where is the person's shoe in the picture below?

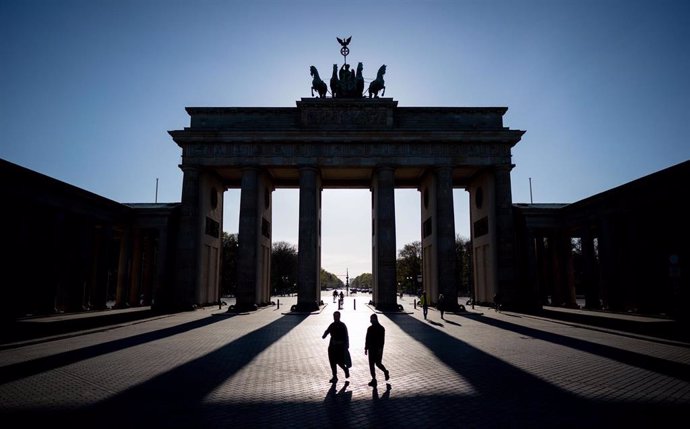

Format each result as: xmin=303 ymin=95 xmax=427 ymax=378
xmin=368 ymin=378 xmax=377 ymax=387
xmin=384 ymin=370 xmax=390 ymax=381
xmin=329 ymin=377 xmax=337 ymax=383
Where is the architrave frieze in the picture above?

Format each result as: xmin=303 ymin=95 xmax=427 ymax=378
xmin=169 ymin=130 xmax=525 ymax=146
xmin=180 ymin=141 xmax=514 ymax=166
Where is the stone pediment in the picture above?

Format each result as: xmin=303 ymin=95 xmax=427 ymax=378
xmin=296 ymin=98 xmax=397 ymax=130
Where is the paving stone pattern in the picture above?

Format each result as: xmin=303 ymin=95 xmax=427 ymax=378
xmin=1 ymin=292 xmax=689 ymax=428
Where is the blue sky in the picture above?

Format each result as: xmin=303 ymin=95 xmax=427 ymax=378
xmin=2 ymin=0 xmax=688 ymax=278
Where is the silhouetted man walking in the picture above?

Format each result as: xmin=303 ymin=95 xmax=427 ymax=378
xmin=365 ymin=314 xmax=389 ymax=387
xmin=322 ymin=311 xmax=350 ymax=383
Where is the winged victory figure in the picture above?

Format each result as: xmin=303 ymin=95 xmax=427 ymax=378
xmin=337 ymin=36 xmax=352 ymax=47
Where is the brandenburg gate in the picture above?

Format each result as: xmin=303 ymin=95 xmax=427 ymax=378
xmin=168 ymin=40 xmax=523 ymax=313
xmin=168 ymin=97 xmax=524 ymax=312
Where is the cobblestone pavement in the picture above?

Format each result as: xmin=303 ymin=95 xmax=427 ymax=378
xmin=1 ymin=292 xmax=689 ymax=428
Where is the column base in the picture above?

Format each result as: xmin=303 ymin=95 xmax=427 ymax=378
xmin=228 ymin=303 xmax=258 ymax=312
xmin=292 ymin=302 xmax=320 ymax=312
xmin=442 ymin=302 xmax=463 ymax=312
xmin=374 ymin=302 xmax=404 ymax=312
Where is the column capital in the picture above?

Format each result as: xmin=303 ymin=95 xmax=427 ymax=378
xmin=298 ymin=165 xmax=319 ymax=172
xmin=434 ymin=165 xmax=454 ymax=172
xmin=374 ymin=165 xmax=395 ymax=173
xmin=179 ymin=164 xmax=201 ymax=174
xmin=494 ymin=163 xmax=516 ymax=172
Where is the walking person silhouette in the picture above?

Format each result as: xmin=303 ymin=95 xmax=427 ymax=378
xmin=322 ymin=311 xmax=350 ymax=383
xmin=438 ymin=293 xmax=446 ymax=319
xmin=365 ymin=314 xmax=389 ymax=387
xmin=420 ymin=291 xmax=428 ymax=320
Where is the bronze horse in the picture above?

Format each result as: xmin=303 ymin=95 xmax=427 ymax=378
xmin=368 ymin=64 xmax=386 ymax=98
xmin=330 ymin=64 xmax=339 ymax=97
xmin=310 ymin=66 xmax=327 ymax=98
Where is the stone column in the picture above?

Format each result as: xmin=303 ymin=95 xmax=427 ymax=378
xmin=296 ymin=166 xmax=321 ymax=312
xmin=550 ymin=232 xmax=566 ymax=307
xmin=536 ymin=233 xmax=551 ymax=305
xmin=236 ymin=167 xmax=260 ymax=311
xmin=435 ymin=166 xmax=459 ymax=310
xmin=154 ymin=223 xmax=170 ymax=310
xmin=598 ymin=216 xmax=615 ymax=310
xmin=173 ymin=165 xmax=202 ymax=311
xmin=129 ymin=230 xmax=142 ymax=307
xmin=115 ymin=227 xmax=130 ymax=308
xmin=372 ymin=166 xmax=398 ymax=311
xmin=493 ymin=165 xmax=517 ymax=309
xmin=88 ymin=225 xmax=104 ymax=310
xmin=563 ymin=231 xmax=578 ymax=308
xmin=524 ymin=227 xmax=541 ymax=310
xmin=581 ymin=228 xmax=600 ymax=309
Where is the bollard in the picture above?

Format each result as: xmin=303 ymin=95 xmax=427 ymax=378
xmin=414 ymin=299 xmax=417 ymax=309
xmin=354 ymin=299 xmax=356 ymax=310
xmin=277 ymin=299 xmax=280 ymax=309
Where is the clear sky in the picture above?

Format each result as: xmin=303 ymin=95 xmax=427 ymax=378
xmin=2 ymin=0 xmax=688 ymax=279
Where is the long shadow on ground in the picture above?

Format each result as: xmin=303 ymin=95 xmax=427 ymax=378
xmin=4 ymin=314 xmax=309 ymax=428
xmin=0 ymin=312 xmax=237 ymax=384
xmin=3 ymin=313 xmax=687 ymax=428
xmin=455 ymin=311 xmax=690 ymax=382
xmin=535 ymin=307 xmax=690 ymax=342
xmin=0 ymin=308 xmax=164 ymax=346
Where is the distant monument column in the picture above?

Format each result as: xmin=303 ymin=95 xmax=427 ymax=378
xmin=435 ymin=166 xmax=459 ymax=310
xmin=372 ymin=166 xmax=398 ymax=311
xmin=296 ymin=166 xmax=321 ymax=312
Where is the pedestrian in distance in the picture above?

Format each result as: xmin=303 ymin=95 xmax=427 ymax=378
xmin=438 ymin=293 xmax=446 ymax=319
xmin=494 ymin=292 xmax=502 ymax=312
xmin=420 ymin=291 xmax=428 ymax=320
xmin=333 ymin=290 xmax=338 ymax=303
xmin=365 ymin=314 xmax=389 ymax=387
xmin=339 ymin=291 xmax=345 ymax=310
xmin=322 ymin=311 xmax=350 ymax=383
